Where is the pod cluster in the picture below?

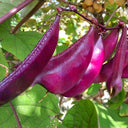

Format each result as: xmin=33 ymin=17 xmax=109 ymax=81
xmin=0 ymin=8 xmax=127 ymax=106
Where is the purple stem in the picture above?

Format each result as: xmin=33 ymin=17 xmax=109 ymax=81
xmin=9 ymin=102 xmax=22 ymax=128
xmin=60 ymin=7 xmax=120 ymax=30
xmin=0 ymin=0 xmax=34 ymax=24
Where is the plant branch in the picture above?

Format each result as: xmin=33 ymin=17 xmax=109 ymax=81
xmin=9 ymin=102 xmax=22 ymax=128
xmin=0 ymin=0 xmax=34 ymax=25
xmin=105 ymin=6 xmax=120 ymax=27
xmin=12 ymin=0 xmax=46 ymax=34
xmin=59 ymin=6 xmax=120 ymax=30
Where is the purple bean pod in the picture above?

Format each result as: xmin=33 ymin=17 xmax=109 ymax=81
xmin=106 ymin=25 xmax=127 ymax=96
xmin=0 ymin=13 xmax=61 ymax=106
xmin=122 ymin=65 xmax=128 ymax=78
xmin=35 ymin=26 xmax=95 ymax=94
xmin=93 ymin=59 xmax=113 ymax=83
xmin=62 ymin=35 xmax=104 ymax=97
xmin=94 ymin=49 xmax=128 ymax=83
xmin=103 ymin=29 xmax=119 ymax=61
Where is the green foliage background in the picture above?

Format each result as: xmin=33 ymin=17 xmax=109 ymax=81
xmin=0 ymin=0 xmax=128 ymax=128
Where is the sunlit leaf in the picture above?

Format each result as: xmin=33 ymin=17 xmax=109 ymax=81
xmin=95 ymin=103 xmax=128 ymax=128
xmin=1 ymin=31 xmax=42 ymax=61
xmin=61 ymin=99 xmax=98 ymax=128
xmin=87 ymin=83 xmax=101 ymax=95
xmin=0 ymin=85 xmax=59 ymax=128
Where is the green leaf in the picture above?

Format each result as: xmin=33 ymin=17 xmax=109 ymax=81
xmin=1 ymin=31 xmax=42 ymax=61
xmin=0 ymin=48 xmax=8 ymax=81
xmin=61 ymin=99 xmax=98 ymax=128
xmin=0 ymin=0 xmax=23 ymax=6
xmin=95 ymin=103 xmax=128 ymax=128
xmin=119 ymin=103 xmax=128 ymax=117
xmin=108 ymin=88 xmax=126 ymax=109
xmin=87 ymin=83 xmax=101 ymax=95
xmin=0 ymin=20 xmax=10 ymax=40
xmin=0 ymin=85 xmax=59 ymax=128
xmin=65 ymin=19 xmax=77 ymax=36
xmin=0 ymin=2 xmax=15 ymax=17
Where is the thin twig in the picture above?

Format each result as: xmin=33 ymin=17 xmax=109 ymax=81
xmin=59 ymin=96 xmax=64 ymax=107
xmin=0 ymin=64 xmax=9 ymax=77
xmin=105 ymin=6 xmax=120 ymax=27
xmin=60 ymin=7 xmax=120 ymax=30
xmin=9 ymin=102 xmax=22 ymax=128
xmin=0 ymin=0 xmax=34 ymax=24
xmin=12 ymin=0 xmax=46 ymax=34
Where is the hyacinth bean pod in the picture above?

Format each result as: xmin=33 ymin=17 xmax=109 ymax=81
xmin=62 ymin=35 xmax=104 ymax=97
xmin=93 ymin=59 xmax=113 ymax=83
xmin=106 ymin=25 xmax=127 ymax=96
xmin=94 ymin=49 xmax=128 ymax=83
xmin=35 ymin=26 xmax=95 ymax=94
xmin=122 ymin=65 xmax=128 ymax=78
xmin=103 ymin=29 xmax=119 ymax=61
xmin=91 ymin=26 xmax=119 ymax=61
xmin=122 ymin=48 xmax=128 ymax=78
xmin=0 ymin=13 xmax=61 ymax=106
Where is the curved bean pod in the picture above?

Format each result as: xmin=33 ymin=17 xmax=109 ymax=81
xmin=93 ymin=50 xmax=128 ymax=83
xmin=35 ymin=26 xmax=95 ymax=94
xmin=106 ymin=25 xmax=127 ymax=96
xmin=122 ymin=65 xmax=128 ymax=78
xmin=62 ymin=35 xmax=104 ymax=97
xmin=94 ymin=43 xmax=128 ymax=83
xmin=103 ymin=29 xmax=119 ymax=61
xmin=0 ymin=13 xmax=60 ymax=106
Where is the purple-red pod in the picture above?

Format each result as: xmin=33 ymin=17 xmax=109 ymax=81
xmin=62 ymin=35 xmax=104 ymax=97
xmin=0 ymin=13 xmax=61 ymax=106
xmin=93 ymin=59 xmax=113 ymax=83
xmin=103 ymin=28 xmax=119 ymax=61
xmin=34 ymin=26 xmax=95 ymax=94
xmin=94 ymin=26 xmax=99 ymax=42
xmin=106 ymin=25 xmax=127 ymax=96
xmin=92 ymin=26 xmax=118 ymax=61
xmin=122 ymin=65 xmax=128 ymax=78
xmin=121 ymin=45 xmax=128 ymax=78
xmin=94 ymin=49 xmax=128 ymax=83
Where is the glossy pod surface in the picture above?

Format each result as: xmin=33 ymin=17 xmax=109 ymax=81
xmin=62 ymin=35 xmax=104 ymax=97
xmin=35 ymin=26 xmax=95 ymax=94
xmin=93 ymin=50 xmax=128 ymax=83
xmin=0 ymin=14 xmax=60 ymax=105
xmin=106 ymin=26 xmax=127 ymax=96
xmin=103 ymin=29 xmax=119 ymax=61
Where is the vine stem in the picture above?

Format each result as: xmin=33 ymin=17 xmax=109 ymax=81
xmin=59 ymin=7 xmax=120 ymax=30
xmin=0 ymin=0 xmax=34 ymax=24
xmin=105 ymin=6 xmax=120 ymax=27
xmin=9 ymin=102 xmax=22 ymax=128
xmin=12 ymin=0 xmax=46 ymax=34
